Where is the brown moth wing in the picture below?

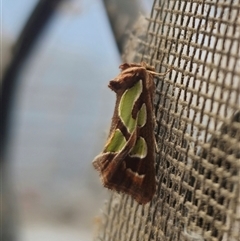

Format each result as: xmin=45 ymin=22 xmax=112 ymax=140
xmin=92 ymin=62 xmax=156 ymax=204
xmin=93 ymin=127 xmax=138 ymax=180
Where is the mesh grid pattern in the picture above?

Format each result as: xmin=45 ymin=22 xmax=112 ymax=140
xmin=94 ymin=0 xmax=240 ymax=240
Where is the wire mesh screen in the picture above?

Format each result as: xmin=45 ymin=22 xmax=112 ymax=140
xmin=94 ymin=0 xmax=240 ymax=240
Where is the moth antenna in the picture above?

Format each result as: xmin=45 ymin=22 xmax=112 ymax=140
xmin=147 ymin=66 xmax=172 ymax=77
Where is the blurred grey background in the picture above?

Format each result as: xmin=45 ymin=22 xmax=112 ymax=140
xmin=2 ymin=0 xmax=151 ymax=240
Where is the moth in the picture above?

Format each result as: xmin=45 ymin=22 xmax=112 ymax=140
xmin=93 ymin=62 xmax=169 ymax=204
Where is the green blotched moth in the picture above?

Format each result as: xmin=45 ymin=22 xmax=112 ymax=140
xmin=93 ymin=62 xmax=169 ymax=204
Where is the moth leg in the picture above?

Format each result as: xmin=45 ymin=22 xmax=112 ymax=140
xmin=153 ymin=113 xmax=157 ymax=126
xmin=152 ymin=113 xmax=160 ymax=153
xmin=154 ymin=135 xmax=160 ymax=153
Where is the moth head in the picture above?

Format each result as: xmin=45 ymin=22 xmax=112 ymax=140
xmin=140 ymin=62 xmax=155 ymax=72
xmin=119 ymin=62 xmax=155 ymax=72
xmin=119 ymin=63 xmax=132 ymax=71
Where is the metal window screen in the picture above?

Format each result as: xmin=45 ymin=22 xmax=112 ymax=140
xmin=94 ymin=0 xmax=240 ymax=240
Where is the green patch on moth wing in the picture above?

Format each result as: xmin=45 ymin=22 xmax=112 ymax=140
xmin=118 ymin=80 xmax=142 ymax=133
xmin=137 ymin=103 xmax=147 ymax=127
xmin=104 ymin=129 xmax=126 ymax=153
xmin=129 ymin=137 xmax=147 ymax=158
